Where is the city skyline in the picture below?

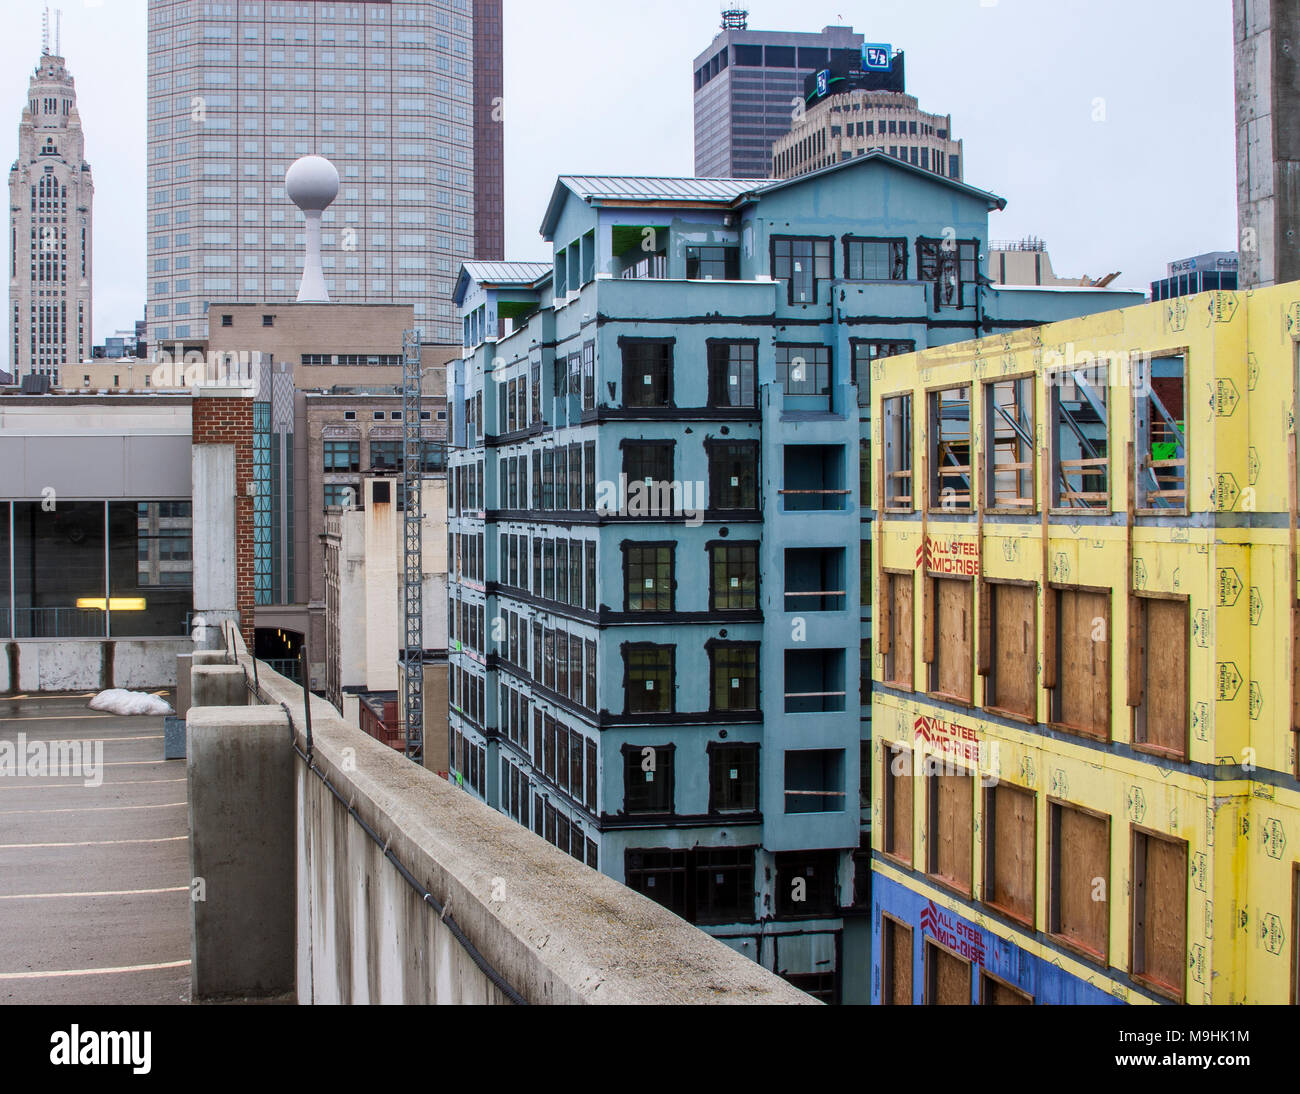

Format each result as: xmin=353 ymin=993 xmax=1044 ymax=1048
xmin=0 ymin=0 xmax=1236 ymax=373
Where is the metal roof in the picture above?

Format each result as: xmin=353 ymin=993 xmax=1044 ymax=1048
xmin=541 ymin=175 xmax=761 ymax=239
xmin=459 ymin=261 xmax=553 ymax=285
xmin=453 ymin=261 xmax=552 ymax=306
xmin=749 ymin=150 xmax=1007 ymax=210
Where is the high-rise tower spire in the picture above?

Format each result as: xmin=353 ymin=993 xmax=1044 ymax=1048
xmin=8 ymin=33 xmax=94 ymax=382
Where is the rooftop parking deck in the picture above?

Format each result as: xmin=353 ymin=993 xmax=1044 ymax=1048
xmin=0 ymin=691 xmax=190 ymax=1004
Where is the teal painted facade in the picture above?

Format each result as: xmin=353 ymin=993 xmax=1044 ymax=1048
xmin=445 ymin=154 xmax=1144 ymax=1003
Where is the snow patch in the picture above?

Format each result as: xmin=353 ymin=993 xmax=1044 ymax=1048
xmin=89 ymin=689 xmax=175 ymax=717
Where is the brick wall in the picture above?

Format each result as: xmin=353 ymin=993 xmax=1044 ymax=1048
xmin=192 ymin=394 xmax=256 ymax=650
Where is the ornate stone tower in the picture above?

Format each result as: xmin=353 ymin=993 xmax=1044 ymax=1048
xmin=8 ymin=13 xmax=94 ymax=383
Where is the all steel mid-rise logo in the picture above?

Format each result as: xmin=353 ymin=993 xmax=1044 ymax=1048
xmin=919 ymin=901 xmax=986 ymax=966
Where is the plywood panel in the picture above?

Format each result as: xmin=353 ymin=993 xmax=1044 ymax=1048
xmin=1056 ymin=805 xmax=1108 ymax=959
xmin=928 ymin=942 xmax=970 ymax=1005
xmin=885 ymin=918 xmax=913 ymax=1005
xmin=934 ymin=774 xmax=973 ymax=890
xmin=989 ymin=783 xmax=1035 ymax=923
xmin=1141 ymin=599 xmax=1187 ymax=753
xmin=887 ymin=747 xmax=913 ymax=863
xmin=984 ymin=976 xmax=1031 ymax=1005
xmin=934 ymin=578 xmax=972 ymax=701
xmin=1058 ymin=590 xmax=1110 ymax=736
xmin=889 ymin=574 xmax=914 ymax=688
xmin=1144 ymin=835 xmax=1187 ymax=995
xmin=992 ymin=584 xmax=1036 ymax=718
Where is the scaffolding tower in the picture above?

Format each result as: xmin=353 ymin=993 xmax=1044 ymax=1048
xmin=401 ymin=329 xmax=424 ymax=764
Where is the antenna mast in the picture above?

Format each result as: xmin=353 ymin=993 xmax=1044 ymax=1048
xmin=42 ymin=7 xmax=50 ymax=56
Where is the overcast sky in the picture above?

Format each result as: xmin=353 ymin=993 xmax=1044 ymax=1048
xmin=0 ymin=0 xmax=1235 ymax=372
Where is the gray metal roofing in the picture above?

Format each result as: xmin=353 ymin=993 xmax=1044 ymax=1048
xmin=459 ymin=261 xmax=553 ymax=285
xmin=557 ymin=175 xmax=760 ymax=203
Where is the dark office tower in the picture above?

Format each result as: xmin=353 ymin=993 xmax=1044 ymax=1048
xmin=692 ymin=13 xmax=863 ymax=178
xmin=472 ymin=0 xmax=503 ymax=260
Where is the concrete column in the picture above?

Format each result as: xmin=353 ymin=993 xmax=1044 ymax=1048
xmin=190 ymin=664 xmax=247 ymax=709
xmin=187 ymin=705 xmax=294 ymax=999
xmin=1235 ymin=0 xmax=1300 ymax=287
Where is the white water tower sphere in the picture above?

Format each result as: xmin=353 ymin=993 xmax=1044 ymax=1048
xmin=286 ymin=155 xmax=339 ymax=302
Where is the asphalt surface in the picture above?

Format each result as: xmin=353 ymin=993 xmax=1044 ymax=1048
xmin=0 ymin=691 xmax=191 ymax=1004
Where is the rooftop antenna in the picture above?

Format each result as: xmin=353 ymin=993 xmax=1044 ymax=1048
xmin=56 ymin=8 xmax=61 ymax=56
xmin=42 ymin=6 xmax=49 ymax=56
xmin=721 ymin=7 xmax=748 ymax=31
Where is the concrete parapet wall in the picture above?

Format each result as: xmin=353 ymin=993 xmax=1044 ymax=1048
xmin=1 ymin=638 xmax=191 ymax=693
xmin=229 ymin=636 xmax=814 ymax=1005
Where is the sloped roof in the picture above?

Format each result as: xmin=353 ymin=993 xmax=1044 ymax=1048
xmin=541 ymin=175 xmax=757 ymax=239
xmin=453 ymin=261 xmax=552 ymax=306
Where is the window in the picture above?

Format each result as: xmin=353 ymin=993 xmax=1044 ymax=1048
xmin=983 ymin=783 xmax=1036 ymax=927
xmin=882 ymin=743 xmax=913 ymax=864
xmin=924 ymin=939 xmax=971 ymax=1005
xmin=980 ymin=970 xmax=1032 ymax=1005
xmin=1130 ymin=596 xmax=1189 ymax=758
xmin=707 ymin=441 xmax=758 ymax=510
xmin=1133 ymin=353 xmax=1187 ymax=511
xmin=784 ymin=749 xmax=845 ymax=813
xmin=709 ymin=642 xmax=759 ymax=711
xmin=685 ymin=245 xmax=739 ymax=280
xmin=926 ymin=772 xmax=974 ymax=894
xmin=707 ymin=341 xmax=757 ymax=408
xmin=880 ymin=571 xmax=914 ymax=689
xmin=710 ymin=542 xmax=758 ymax=610
xmin=620 ymin=339 xmax=672 ymax=407
xmin=852 ymin=340 xmax=914 ymax=408
xmin=1047 ymin=800 xmax=1110 ymax=964
xmin=984 ymin=377 xmax=1035 ymax=510
xmin=621 ymin=442 xmax=675 ymax=517
xmin=623 ymin=542 xmax=673 ymax=612
xmin=844 ymin=237 xmax=907 ymax=280
xmin=785 ymin=546 xmax=846 ymax=613
xmin=984 ymin=581 xmax=1036 ymax=720
xmin=774 ymin=851 xmax=839 ymax=916
xmin=622 ymin=744 xmax=673 ymax=814
xmin=625 ymin=847 xmax=755 ymax=925
xmin=882 ymin=394 xmax=913 ymax=509
xmin=624 ymin=644 xmax=673 ymax=713
xmin=1130 ymin=828 xmax=1188 ymax=1001
xmin=708 ymin=742 xmax=758 ymax=812
xmin=323 ymin=439 xmax=360 ymax=472
xmin=1052 ymin=370 xmax=1110 ymax=509
xmin=929 ymin=577 xmax=973 ymax=704
xmin=772 ymin=236 xmax=832 ymax=304
xmin=784 ymin=649 xmax=845 ymax=713
xmin=881 ymin=915 xmax=913 ymax=1005
xmin=917 ymin=238 xmax=977 ymax=309
xmin=928 ymin=386 xmax=972 ymax=510
xmin=262 ymin=313 xmax=274 ymax=326
xmin=1049 ymin=587 xmax=1111 ymax=739
xmin=776 ymin=343 xmax=831 ymax=397
xmin=369 ymin=440 xmax=402 ymax=470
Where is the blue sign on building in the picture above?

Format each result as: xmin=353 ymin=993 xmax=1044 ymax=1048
xmin=862 ymin=43 xmax=892 ymax=71
xmin=816 ymin=69 xmax=829 ymax=97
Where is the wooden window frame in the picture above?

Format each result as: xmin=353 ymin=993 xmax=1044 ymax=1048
xmin=982 ymin=782 xmax=1037 ymax=929
xmin=926 ymin=767 xmax=975 ymax=898
xmin=880 ymin=912 xmax=913 ymax=1005
xmin=927 ymin=574 xmax=975 ymax=707
xmin=1046 ymin=797 xmax=1111 ymax=968
xmin=1129 ymin=825 xmax=1188 ymax=1002
xmin=881 ymin=742 xmax=913 ymax=868
xmin=981 ymin=577 xmax=1038 ymax=723
xmin=1133 ymin=349 xmax=1190 ymax=515
xmin=880 ymin=568 xmax=915 ymax=691
xmin=1128 ymin=592 xmax=1190 ymax=761
xmin=981 ymin=373 xmax=1037 ymax=514
xmin=1048 ymin=369 xmax=1112 ymax=513
xmin=927 ymin=383 xmax=973 ymax=512
xmin=881 ymin=390 xmax=914 ymax=512
xmin=979 ymin=968 xmax=1033 ymax=1005
xmin=1047 ymin=583 xmax=1113 ymax=742
xmin=923 ymin=936 xmax=972 ymax=1005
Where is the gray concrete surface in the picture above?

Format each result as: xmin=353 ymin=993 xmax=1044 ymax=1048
xmin=0 ymin=691 xmax=191 ymax=1004
xmin=187 ymin=704 xmax=294 ymax=1000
